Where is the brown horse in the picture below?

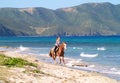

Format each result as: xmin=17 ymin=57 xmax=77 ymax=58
xmin=49 ymin=42 xmax=67 ymax=65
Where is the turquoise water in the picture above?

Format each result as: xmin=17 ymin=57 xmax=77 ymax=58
xmin=0 ymin=36 xmax=120 ymax=81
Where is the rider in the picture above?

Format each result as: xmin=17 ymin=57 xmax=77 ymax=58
xmin=54 ymin=36 xmax=60 ymax=55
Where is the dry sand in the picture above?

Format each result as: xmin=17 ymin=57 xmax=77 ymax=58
xmin=0 ymin=51 xmax=120 ymax=83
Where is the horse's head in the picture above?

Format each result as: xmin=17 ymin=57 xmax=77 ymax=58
xmin=62 ymin=42 xmax=67 ymax=50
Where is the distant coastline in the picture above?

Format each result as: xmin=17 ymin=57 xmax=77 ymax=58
xmin=1 ymin=35 xmax=120 ymax=37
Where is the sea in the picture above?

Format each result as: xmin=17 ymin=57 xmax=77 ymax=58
xmin=0 ymin=36 xmax=120 ymax=81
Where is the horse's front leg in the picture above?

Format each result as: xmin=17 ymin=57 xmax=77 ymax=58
xmin=53 ymin=55 xmax=57 ymax=64
xmin=59 ymin=56 xmax=62 ymax=64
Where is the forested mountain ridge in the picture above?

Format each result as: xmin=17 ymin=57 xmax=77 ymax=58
xmin=0 ymin=2 xmax=120 ymax=36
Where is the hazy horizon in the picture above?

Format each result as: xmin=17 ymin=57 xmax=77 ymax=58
xmin=0 ymin=0 xmax=119 ymax=9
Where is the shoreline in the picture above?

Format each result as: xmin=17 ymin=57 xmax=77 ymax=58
xmin=0 ymin=51 xmax=120 ymax=83
xmin=39 ymin=54 xmax=120 ymax=82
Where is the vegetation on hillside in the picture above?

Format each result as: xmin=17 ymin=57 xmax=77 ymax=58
xmin=0 ymin=2 xmax=120 ymax=36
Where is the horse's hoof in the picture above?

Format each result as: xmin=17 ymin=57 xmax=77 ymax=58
xmin=54 ymin=62 xmax=57 ymax=65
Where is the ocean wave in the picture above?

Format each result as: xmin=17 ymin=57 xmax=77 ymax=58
xmin=80 ymin=52 xmax=98 ymax=58
xmin=97 ymin=47 xmax=106 ymax=51
xmin=88 ymin=65 xmax=95 ymax=68
xmin=110 ymin=67 xmax=117 ymax=71
xmin=66 ymin=62 xmax=73 ymax=67
xmin=101 ymin=71 xmax=120 ymax=75
xmin=38 ymin=54 xmax=49 ymax=57
xmin=19 ymin=45 xmax=29 ymax=51
xmin=73 ymin=47 xmax=83 ymax=50
xmin=13 ymin=45 xmax=30 ymax=53
xmin=66 ymin=59 xmax=83 ymax=67
xmin=103 ymin=55 xmax=120 ymax=58
xmin=0 ymin=46 xmax=8 ymax=51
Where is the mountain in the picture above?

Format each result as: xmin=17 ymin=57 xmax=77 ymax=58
xmin=0 ymin=2 xmax=120 ymax=36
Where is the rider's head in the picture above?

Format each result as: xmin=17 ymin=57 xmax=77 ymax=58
xmin=57 ymin=36 xmax=60 ymax=41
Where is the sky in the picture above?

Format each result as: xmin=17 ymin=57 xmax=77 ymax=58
xmin=0 ymin=0 xmax=119 ymax=9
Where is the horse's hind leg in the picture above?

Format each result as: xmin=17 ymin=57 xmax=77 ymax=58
xmin=59 ymin=57 xmax=62 ymax=64
xmin=54 ymin=60 xmax=57 ymax=64
xmin=62 ymin=57 xmax=65 ymax=65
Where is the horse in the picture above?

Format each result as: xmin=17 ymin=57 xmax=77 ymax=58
xmin=49 ymin=42 xmax=67 ymax=65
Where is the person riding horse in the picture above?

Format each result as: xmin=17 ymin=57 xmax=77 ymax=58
xmin=49 ymin=37 xmax=66 ymax=65
xmin=49 ymin=42 xmax=66 ymax=65
xmin=54 ymin=37 xmax=60 ymax=55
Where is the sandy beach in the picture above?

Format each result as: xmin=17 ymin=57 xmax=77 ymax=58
xmin=0 ymin=51 xmax=120 ymax=83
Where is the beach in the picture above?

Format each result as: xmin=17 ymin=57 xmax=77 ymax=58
xmin=0 ymin=51 xmax=119 ymax=83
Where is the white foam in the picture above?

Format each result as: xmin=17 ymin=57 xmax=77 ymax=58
xmin=80 ymin=52 xmax=98 ymax=58
xmin=73 ymin=47 xmax=76 ymax=49
xmin=65 ymin=59 xmax=83 ymax=67
xmin=39 ymin=54 xmax=49 ymax=57
xmin=76 ymin=59 xmax=82 ymax=63
xmin=101 ymin=71 xmax=120 ymax=75
xmin=14 ymin=45 xmax=30 ymax=53
xmin=110 ymin=68 xmax=117 ymax=71
xmin=73 ymin=47 xmax=82 ymax=50
xmin=66 ymin=61 xmax=73 ymax=67
xmin=89 ymin=65 xmax=95 ymax=68
xmin=19 ymin=45 xmax=29 ymax=51
xmin=97 ymin=47 xmax=106 ymax=51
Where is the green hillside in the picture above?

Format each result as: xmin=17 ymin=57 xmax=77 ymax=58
xmin=0 ymin=2 xmax=120 ymax=36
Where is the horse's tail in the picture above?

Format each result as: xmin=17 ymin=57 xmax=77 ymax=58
xmin=49 ymin=49 xmax=52 ymax=57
